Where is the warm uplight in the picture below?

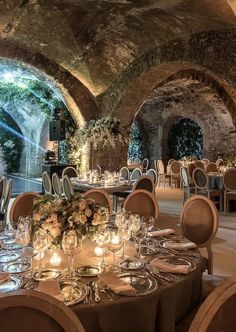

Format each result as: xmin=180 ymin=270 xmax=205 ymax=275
xmin=50 ymin=251 xmax=62 ymax=266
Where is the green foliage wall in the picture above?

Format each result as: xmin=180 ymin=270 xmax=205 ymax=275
xmin=128 ymin=121 xmax=143 ymax=162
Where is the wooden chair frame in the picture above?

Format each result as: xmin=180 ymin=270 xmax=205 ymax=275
xmin=42 ymin=171 xmax=52 ymax=195
xmin=62 ymin=166 xmax=78 ymax=179
xmin=84 ymin=189 xmax=113 ymax=213
xmin=132 ymin=175 xmax=154 ymax=194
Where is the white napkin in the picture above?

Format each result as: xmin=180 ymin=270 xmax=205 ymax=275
xmin=163 ymin=241 xmax=196 ymax=250
xmin=38 ymin=280 xmax=63 ymax=301
xmin=0 ymin=272 xmax=10 ymax=284
xmin=150 ymin=258 xmax=192 ymax=274
xmin=100 ymin=272 xmax=137 ymax=296
xmin=148 ymin=229 xmax=176 ymax=237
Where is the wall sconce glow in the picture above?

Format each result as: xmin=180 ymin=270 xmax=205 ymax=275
xmin=50 ymin=251 xmax=62 ymax=266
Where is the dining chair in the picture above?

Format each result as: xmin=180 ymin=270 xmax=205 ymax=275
xmin=62 ymin=175 xmax=74 ymax=200
xmin=9 ymin=192 xmax=41 ymax=229
xmin=189 ymin=276 xmax=236 ymax=332
xmin=42 ymin=171 xmax=52 ymax=195
xmin=188 ymin=163 xmax=196 ymax=185
xmin=192 ymin=167 xmax=223 ymax=211
xmin=0 ymin=290 xmax=85 ymax=332
xmin=180 ymin=166 xmax=192 ymax=204
xmin=52 ymin=173 xmax=62 ymax=197
xmin=205 ymin=162 xmax=218 ymax=173
xmin=215 ymin=158 xmax=224 ymax=167
xmin=170 ymin=160 xmax=181 ymax=188
xmin=146 ymin=168 xmax=158 ymax=186
xmin=132 ymin=176 xmax=154 ymax=194
xmin=130 ymin=167 xmax=142 ymax=181
xmin=0 ymin=178 xmax=12 ymax=231
xmin=180 ymin=195 xmax=219 ymax=274
xmin=141 ymin=158 xmax=149 ymax=173
xmin=123 ymin=189 xmax=159 ymax=220
xmin=202 ymin=158 xmax=210 ymax=167
xmin=84 ymin=189 xmax=112 ymax=213
xmin=195 ymin=160 xmax=205 ymax=170
xmin=155 ymin=159 xmax=170 ymax=188
xmin=223 ymin=168 xmax=236 ymax=214
xmin=0 ymin=176 xmax=6 ymax=210
xmin=119 ymin=166 xmax=130 ymax=181
xmin=62 ymin=166 xmax=78 ymax=179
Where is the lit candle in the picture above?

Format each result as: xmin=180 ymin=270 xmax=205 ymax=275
xmin=50 ymin=251 xmax=62 ymax=266
xmin=111 ymin=235 xmax=120 ymax=244
xmin=94 ymin=246 xmax=105 ymax=257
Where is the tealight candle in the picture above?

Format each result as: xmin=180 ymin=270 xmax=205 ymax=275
xmin=94 ymin=246 xmax=105 ymax=257
xmin=50 ymin=251 xmax=62 ymax=266
xmin=111 ymin=235 xmax=120 ymax=245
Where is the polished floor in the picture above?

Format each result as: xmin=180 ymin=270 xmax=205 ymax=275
xmin=156 ymin=188 xmax=236 ymax=277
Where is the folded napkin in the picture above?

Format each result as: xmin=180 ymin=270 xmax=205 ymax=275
xmin=0 ymin=272 xmax=10 ymax=284
xmin=163 ymin=241 xmax=196 ymax=250
xmin=150 ymin=258 xmax=192 ymax=275
xmin=148 ymin=229 xmax=176 ymax=237
xmin=100 ymin=272 xmax=137 ymax=296
xmin=38 ymin=280 xmax=63 ymax=301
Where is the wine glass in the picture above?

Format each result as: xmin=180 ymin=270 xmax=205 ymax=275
xmin=132 ymin=222 xmax=146 ymax=259
xmin=33 ymin=229 xmax=48 ymax=278
xmin=62 ymin=229 xmax=78 ymax=279
xmin=96 ymin=228 xmax=110 ymax=270
xmin=141 ymin=215 xmax=155 ymax=254
xmin=107 ymin=227 xmax=123 ymax=270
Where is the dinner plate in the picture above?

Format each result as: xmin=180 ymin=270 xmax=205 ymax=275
xmin=59 ymin=280 xmax=88 ymax=306
xmin=116 ymin=272 xmax=158 ymax=296
xmin=156 ymin=255 xmax=197 ymax=272
xmin=3 ymin=261 xmax=30 ymax=274
xmin=76 ymin=265 xmax=103 ymax=277
xmin=118 ymin=259 xmax=145 ymax=270
xmin=159 ymin=238 xmax=190 ymax=248
xmin=0 ymin=252 xmax=20 ymax=263
xmin=2 ymin=243 xmax=23 ymax=251
xmin=0 ymin=276 xmax=22 ymax=293
xmin=32 ymin=269 xmax=62 ymax=281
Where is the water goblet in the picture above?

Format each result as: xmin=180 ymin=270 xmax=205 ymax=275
xmin=96 ymin=228 xmax=110 ymax=270
xmin=107 ymin=227 xmax=123 ymax=271
xmin=33 ymin=229 xmax=48 ymax=278
xmin=62 ymin=229 xmax=78 ymax=279
xmin=133 ymin=222 xmax=146 ymax=259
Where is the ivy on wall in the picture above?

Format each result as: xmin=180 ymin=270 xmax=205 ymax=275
xmin=128 ymin=121 xmax=143 ymax=162
xmin=167 ymin=118 xmax=203 ymax=160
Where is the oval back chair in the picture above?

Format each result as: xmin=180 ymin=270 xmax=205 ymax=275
xmin=1 ymin=179 xmax=12 ymax=230
xmin=130 ymin=167 xmax=142 ymax=181
xmin=155 ymin=159 xmax=165 ymax=174
xmin=193 ymin=167 xmax=208 ymax=191
xmin=132 ymin=176 xmax=154 ymax=194
xmin=62 ymin=167 xmax=78 ymax=179
xmin=202 ymin=158 xmax=210 ymax=167
xmin=0 ymin=290 xmax=85 ymax=332
xmin=180 ymin=195 xmax=219 ymax=274
xmin=146 ymin=168 xmax=158 ymax=186
xmin=195 ymin=160 xmax=205 ymax=170
xmin=189 ymin=276 xmax=236 ymax=332
xmin=123 ymin=189 xmax=159 ymax=220
xmin=10 ymin=192 xmax=41 ymax=229
xmin=52 ymin=173 xmax=62 ymax=197
xmin=180 ymin=166 xmax=191 ymax=204
xmin=84 ymin=189 xmax=112 ymax=213
xmin=42 ymin=171 xmax=52 ymax=195
xmin=142 ymin=158 xmax=149 ymax=173
xmin=223 ymin=168 xmax=236 ymax=213
xmin=188 ymin=163 xmax=197 ymax=184
xmin=62 ymin=175 xmax=74 ymax=200
xmin=216 ymin=158 xmax=224 ymax=167
xmin=119 ymin=167 xmax=130 ymax=181
xmin=205 ymin=162 xmax=218 ymax=173
xmin=170 ymin=160 xmax=181 ymax=188
xmin=0 ymin=176 xmax=6 ymax=210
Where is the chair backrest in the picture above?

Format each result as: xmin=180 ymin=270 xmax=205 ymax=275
xmin=156 ymin=160 xmax=165 ymax=174
xmin=10 ymin=192 xmax=40 ymax=229
xmin=170 ymin=160 xmax=181 ymax=175
xmin=119 ymin=167 xmax=130 ymax=181
xmin=202 ymin=158 xmax=210 ymax=167
xmin=130 ymin=168 xmax=142 ymax=181
xmin=215 ymin=158 xmax=224 ymax=167
xmin=84 ymin=189 xmax=112 ymax=213
xmin=193 ymin=167 xmax=208 ymax=190
xmin=52 ymin=173 xmax=62 ymax=196
xmin=62 ymin=167 xmax=78 ymax=179
xmin=180 ymin=195 xmax=218 ymax=248
xmin=142 ymin=158 xmax=149 ymax=172
xmin=205 ymin=162 xmax=218 ymax=173
xmin=0 ymin=290 xmax=85 ymax=332
xmin=1 ymin=178 xmax=12 ymax=213
xmin=42 ymin=171 xmax=52 ymax=195
xmin=146 ymin=168 xmax=158 ymax=186
xmin=62 ymin=175 xmax=74 ymax=200
xmin=223 ymin=169 xmax=236 ymax=191
xmin=180 ymin=166 xmax=189 ymax=188
xmin=189 ymin=276 xmax=236 ymax=332
xmin=123 ymin=189 xmax=159 ymax=220
xmin=195 ymin=160 xmax=205 ymax=169
xmin=135 ymin=158 xmax=141 ymax=165
xmin=167 ymin=158 xmax=175 ymax=166
xmin=133 ymin=176 xmax=154 ymax=194
xmin=188 ymin=163 xmax=197 ymax=183
xmin=0 ymin=176 xmax=6 ymax=210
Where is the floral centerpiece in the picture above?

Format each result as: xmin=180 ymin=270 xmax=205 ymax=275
xmin=32 ymin=194 xmax=109 ymax=247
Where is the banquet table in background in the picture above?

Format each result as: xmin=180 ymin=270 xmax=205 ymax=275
xmin=71 ymin=179 xmax=133 ymax=195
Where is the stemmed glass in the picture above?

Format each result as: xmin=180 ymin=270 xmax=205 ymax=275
xmin=141 ymin=216 xmax=155 ymax=254
xmin=132 ymin=222 xmax=146 ymax=259
xmin=107 ymin=226 xmax=123 ymax=270
xmin=33 ymin=229 xmax=48 ymax=278
xmin=62 ymin=229 xmax=78 ymax=279
xmin=96 ymin=228 xmax=110 ymax=270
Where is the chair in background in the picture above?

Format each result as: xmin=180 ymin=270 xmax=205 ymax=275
xmin=189 ymin=276 xmax=236 ymax=332
xmin=0 ymin=176 xmax=6 ymax=210
xmin=62 ymin=175 xmax=74 ymax=200
xmin=0 ymin=178 xmax=12 ymax=231
xmin=195 ymin=160 xmax=205 ymax=169
xmin=132 ymin=176 xmax=154 ymax=194
xmin=205 ymin=162 xmax=218 ymax=173
xmin=119 ymin=166 xmax=130 ymax=181
xmin=0 ymin=290 xmax=85 ymax=332
xmin=130 ymin=167 xmax=142 ymax=181
xmin=188 ymin=162 xmax=197 ymax=186
xmin=180 ymin=195 xmax=219 ymax=274
xmin=42 ymin=171 xmax=52 ymax=195
xmin=9 ymin=192 xmax=40 ymax=229
xmin=62 ymin=166 xmax=78 ymax=179
xmin=170 ymin=160 xmax=181 ymax=188
xmin=223 ymin=168 xmax=236 ymax=214
xmin=84 ymin=189 xmax=112 ymax=213
xmin=146 ymin=168 xmax=158 ymax=186
xmin=202 ymin=158 xmax=210 ymax=167
xmin=193 ymin=167 xmax=223 ymax=211
xmin=180 ymin=166 xmax=192 ymax=204
xmin=142 ymin=158 xmax=149 ymax=173
xmin=52 ymin=173 xmax=62 ymax=197
xmin=155 ymin=159 xmax=170 ymax=188
xmin=216 ymin=158 xmax=224 ymax=167
xmin=124 ymin=189 xmax=159 ymax=220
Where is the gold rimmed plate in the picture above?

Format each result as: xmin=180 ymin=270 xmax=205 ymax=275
xmin=0 ymin=252 xmax=20 ymax=263
xmin=32 ymin=269 xmax=62 ymax=281
xmin=76 ymin=265 xmax=103 ymax=277
xmin=155 ymin=255 xmax=197 ymax=272
xmin=116 ymin=272 xmax=158 ymax=296
xmin=59 ymin=280 xmax=88 ymax=306
xmin=3 ymin=261 xmax=30 ymax=274
xmin=0 ymin=275 xmax=22 ymax=293
xmin=118 ymin=259 xmax=145 ymax=271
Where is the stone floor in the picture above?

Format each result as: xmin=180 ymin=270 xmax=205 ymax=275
xmin=156 ymin=188 xmax=236 ymax=277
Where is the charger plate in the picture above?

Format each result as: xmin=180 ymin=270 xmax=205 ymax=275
xmin=0 ymin=252 xmax=20 ymax=263
xmin=32 ymin=269 xmax=62 ymax=281
xmin=0 ymin=276 xmax=22 ymax=293
xmin=3 ymin=261 xmax=30 ymax=274
xmin=76 ymin=265 xmax=103 ymax=277
xmin=116 ymin=272 xmax=158 ymax=296
xmin=154 ymin=255 xmax=196 ymax=272
xmin=59 ymin=280 xmax=88 ymax=306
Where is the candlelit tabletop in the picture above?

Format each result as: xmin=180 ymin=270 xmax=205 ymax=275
xmin=71 ymin=178 xmax=133 ymax=194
